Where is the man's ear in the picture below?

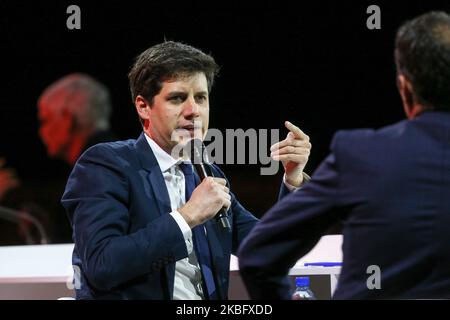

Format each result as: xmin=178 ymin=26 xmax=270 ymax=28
xmin=397 ymin=74 xmax=415 ymax=119
xmin=135 ymin=95 xmax=151 ymax=121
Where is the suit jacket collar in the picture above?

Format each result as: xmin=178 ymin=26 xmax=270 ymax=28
xmin=134 ymin=132 xmax=172 ymax=216
xmin=135 ymin=132 xmax=160 ymax=171
xmin=416 ymin=110 xmax=450 ymax=126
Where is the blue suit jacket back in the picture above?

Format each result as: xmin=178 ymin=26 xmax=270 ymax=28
xmin=238 ymin=111 xmax=450 ymax=299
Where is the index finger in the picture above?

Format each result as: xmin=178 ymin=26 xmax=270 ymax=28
xmin=285 ymin=121 xmax=309 ymax=140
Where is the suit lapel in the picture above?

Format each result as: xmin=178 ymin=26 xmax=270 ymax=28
xmin=134 ymin=132 xmax=175 ymax=298
xmin=135 ymin=133 xmax=171 ymax=217
xmin=148 ymin=169 xmax=172 ymax=216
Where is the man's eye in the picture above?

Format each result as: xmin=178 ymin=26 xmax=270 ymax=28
xmin=195 ymin=96 xmax=207 ymax=103
xmin=169 ymin=96 xmax=184 ymax=103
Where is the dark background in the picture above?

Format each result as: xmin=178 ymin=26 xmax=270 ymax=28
xmin=1 ymin=0 xmax=449 ymax=231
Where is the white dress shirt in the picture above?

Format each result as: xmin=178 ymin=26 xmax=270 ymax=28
xmin=144 ymin=134 xmax=204 ymax=300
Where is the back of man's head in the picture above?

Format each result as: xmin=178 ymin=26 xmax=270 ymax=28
xmin=38 ymin=73 xmax=112 ymax=131
xmin=395 ymin=11 xmax=450 ymax=112
xmin=128 ymin=41 xmax=219 ymax=105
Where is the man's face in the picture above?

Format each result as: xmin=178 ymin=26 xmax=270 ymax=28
xmin=37 ymin=91 xmax=73 ymax=159
xmin=145 ymin=72 xmax=210 ymax=153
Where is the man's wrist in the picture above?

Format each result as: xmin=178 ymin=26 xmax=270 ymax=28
xmin=170 ymin=210 xmax=192 ymax=238
xmin=170 ymin=210 xmax=194 ymax=254
xmin=283 ymin=172 xmax=310 ymax=191
xmin=285 ymin=174 xmax=303 ymax=187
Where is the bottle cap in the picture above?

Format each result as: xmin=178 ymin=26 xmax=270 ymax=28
xmin=296 ymin=276 xmax=310 ymax=287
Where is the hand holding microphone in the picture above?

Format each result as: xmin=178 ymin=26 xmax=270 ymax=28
xmin=178 ymin=139 xmax=231 ymax=230
xmin=179 ymin=176 xmax=231 ymax=228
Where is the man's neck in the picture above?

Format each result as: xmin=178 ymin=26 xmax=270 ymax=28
xmin=407 ymin=104 xmax=429 ymax=119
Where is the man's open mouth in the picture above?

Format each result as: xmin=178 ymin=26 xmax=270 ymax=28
xmin=179 ymin=124 xmax=201 ymax=131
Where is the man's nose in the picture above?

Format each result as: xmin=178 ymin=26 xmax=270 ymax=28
xmin=183 ymin=98 xmax=200 ymax=118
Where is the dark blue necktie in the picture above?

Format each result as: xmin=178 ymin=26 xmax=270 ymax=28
xmin=178 ymin=162 xmax=218 ymax=300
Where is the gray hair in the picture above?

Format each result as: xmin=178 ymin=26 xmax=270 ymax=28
xmin=39 ymin=73 xmax=112 ymax=130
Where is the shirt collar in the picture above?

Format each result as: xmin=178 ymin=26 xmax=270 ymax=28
xmin=144 ymin=133 xmax=181 ymax=172
xmin=144 ymin=133 xmax=211 ymax=172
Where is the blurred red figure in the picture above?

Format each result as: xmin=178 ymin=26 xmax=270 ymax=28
xmin=0 ymin=158 xmax=19 ymax=201
xmin=0 ymin=73 xmax=116 ymax=245
xmin=38 ymin=73 xmax=114 ymax=165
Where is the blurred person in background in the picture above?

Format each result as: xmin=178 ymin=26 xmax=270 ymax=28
xmin=0 ymin=73 xmax=116 ymax=245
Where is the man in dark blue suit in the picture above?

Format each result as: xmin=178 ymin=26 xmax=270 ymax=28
xmin=61 ymin=41 xmax=312 ymax=299
xmin=238 ymin=11 xmax=450 ymax=299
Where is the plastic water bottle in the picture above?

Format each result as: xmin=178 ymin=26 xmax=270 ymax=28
xmin=291 ymin=276 xmax=316 ymax=300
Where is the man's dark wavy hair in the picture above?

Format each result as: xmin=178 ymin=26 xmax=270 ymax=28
xmin=395 ymin=11 xmax=450 ymax=111
xmin=128 ymin=41 xmax=219 ymax=105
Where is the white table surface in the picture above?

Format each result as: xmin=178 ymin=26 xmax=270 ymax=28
xmin=0 ymin=235 xmax=343 ymax=283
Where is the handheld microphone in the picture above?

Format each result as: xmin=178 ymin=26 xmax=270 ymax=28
xmin=189 ymin=139 xmax=231 ymax=231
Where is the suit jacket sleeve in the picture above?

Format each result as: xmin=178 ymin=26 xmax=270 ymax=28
xmin=61 ymin=144 xmax=188 ymax=291
xmin=237 ymin=131 xmax=345 ymax=299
